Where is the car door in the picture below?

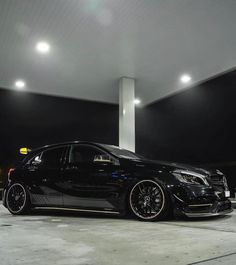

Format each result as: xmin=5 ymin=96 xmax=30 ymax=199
xmin=25 ymin=146 xmax=66 ymax=206
xmin=62 ymin=144 xmax=122 ymax=210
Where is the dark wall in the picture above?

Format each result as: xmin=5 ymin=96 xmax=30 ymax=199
xmin=136 ymin=69 xmax=236 ymax=163
xmin=136 ymin=69 xmax=236 ymax=191
xmin=0 ymin=88 xmax=118 ymax=175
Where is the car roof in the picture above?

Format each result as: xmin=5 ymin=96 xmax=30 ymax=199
xmin=28 ymin=141 xmax=116 ymax=155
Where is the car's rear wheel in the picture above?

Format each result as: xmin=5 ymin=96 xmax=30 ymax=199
xmin=129 ymin=179 xmax=169 ymax=221
xmin=6 ymin=183 xmax=31 ymax=215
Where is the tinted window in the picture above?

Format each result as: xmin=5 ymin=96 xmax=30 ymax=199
xmin=101 ymin=144 xmax=144 ymax=160
xmin=69 ymin=145 xmax=106 ymax=163
xmin=41 ymin=147 xmax=65 ymax=167
xmin=30 ymin=154 xmax=42 ymax=165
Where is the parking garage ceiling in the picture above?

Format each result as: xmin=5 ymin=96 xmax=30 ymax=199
xmin=0 ymin=0 xmax=236 ymax=105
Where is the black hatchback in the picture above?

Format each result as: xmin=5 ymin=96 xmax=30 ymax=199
xmin=3 ymin=141 xmax=233 ymax=221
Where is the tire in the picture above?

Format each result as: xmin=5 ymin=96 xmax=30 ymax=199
xmin=6 ymin=183 xmax=31 ymax=215
xmin=129 ymin=179 xmax=170 ymax=221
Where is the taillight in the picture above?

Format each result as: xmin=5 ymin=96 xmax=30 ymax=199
xmin=8 ymin=168 xmax=15 ymax=179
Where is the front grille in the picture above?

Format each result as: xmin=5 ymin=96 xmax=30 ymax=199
xmin=209 ymin=174 xmax=227 ymax=191
xmin=210 ymin=175 xmax=223 ymax=182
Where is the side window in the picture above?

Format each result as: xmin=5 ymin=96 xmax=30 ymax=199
xmin=41 ymin=147 xmax=65 ymax=167
xmin=26 ymin=153 xmax=42 ymax=165
xmin=69 ymin=145 xmax=107 ymax=164
xmin=31 ymin=154 xmax=42 ymax=165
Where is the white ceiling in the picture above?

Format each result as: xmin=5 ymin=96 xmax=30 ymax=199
xmin=0 ymin=0 xmax=236 ymax=105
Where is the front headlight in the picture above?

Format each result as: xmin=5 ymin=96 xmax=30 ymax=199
xmin=173 ymin=170 xmax=209 ymax=186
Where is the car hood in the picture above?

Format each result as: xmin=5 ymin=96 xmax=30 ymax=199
xmin=128 ymin=158 xmax=220 ymax=176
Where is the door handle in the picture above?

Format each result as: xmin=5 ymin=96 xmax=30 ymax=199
xmin=65 ymin=166 xmax=78 ymax=170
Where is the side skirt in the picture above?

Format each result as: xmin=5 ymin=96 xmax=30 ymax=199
xmin=34 ymin=206 xmax=121 ymax=215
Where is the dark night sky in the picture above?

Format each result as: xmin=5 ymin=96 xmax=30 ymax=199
xmin=1 ymin=68 xmax=236 ymax=189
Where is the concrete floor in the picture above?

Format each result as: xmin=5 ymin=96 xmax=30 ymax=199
xmin=0 ymin=204 xmax=236 ymax=265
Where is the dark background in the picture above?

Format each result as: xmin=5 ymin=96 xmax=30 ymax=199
xmin=0 ymin=90 xmax=119 ymax=190
xmin=1 ymin=69 xmax=236 ymax=193
xmin=136 ymin=69 xmax=236 ymax=163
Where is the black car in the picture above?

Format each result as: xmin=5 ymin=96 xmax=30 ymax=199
xmin=3 ymin=141 xmax=233 ymax=221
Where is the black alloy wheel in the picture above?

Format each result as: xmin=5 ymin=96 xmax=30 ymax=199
xmin=6 ymin=183 xmax=30 ymax=215
xmin=129 ymin=180 xmax=168 ymax=221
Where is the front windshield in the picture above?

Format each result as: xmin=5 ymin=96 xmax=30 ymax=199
xmin=101 ymin=144 xmax=144 ymax=160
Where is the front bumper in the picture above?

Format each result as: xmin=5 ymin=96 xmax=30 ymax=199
xmin=185 ymin=209 xmax=233 ymax=218
xmin=183 ymin=200 xmax=233 ymax=217
xmin=170 ymin=184 xmax=233 ymax=218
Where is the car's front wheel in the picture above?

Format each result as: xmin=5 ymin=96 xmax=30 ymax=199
xmin=6 ymin=183 xmax=31 ymax=215
xmin=129 ymin=179 xmax=169 ymax=221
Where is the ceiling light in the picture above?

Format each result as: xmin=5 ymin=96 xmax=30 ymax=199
xmin=180 ymin=74 xmax=192 ymax=84
xmin=14 ymin=80 xmax=25 ymax=90
xmin=36 ymin=41 xmax=50 ymax=54
xmin=134 ymin=98 xmax=141 ymax=105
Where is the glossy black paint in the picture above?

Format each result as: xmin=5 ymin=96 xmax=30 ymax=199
xmin=3 ymin=141 xmax=233 ymax=217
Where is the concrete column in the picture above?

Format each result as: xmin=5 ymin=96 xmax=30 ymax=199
xmin=119 ymin=77 xmax=135 ymax=152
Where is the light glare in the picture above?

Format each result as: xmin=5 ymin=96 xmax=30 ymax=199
xmin=134 ymin=98 xmax=141 ymax=105
xmin=180 ymin=74 xmax=192 ymax=84
xmin=36 ymin=41 xmax=50 ymax=53
xmin=14 ymin=80 xmax=25 ymax=89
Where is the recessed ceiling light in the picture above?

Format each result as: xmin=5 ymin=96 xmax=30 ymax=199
xmin=180 ymin=74 xmax=192 ymax=84
xmin=14 ymin=80 xmax=25 ymax=90
xmin=36 ymin=41 xmax=50 ymax=54
xmin=134 ymin=98 xmax=141 ymax=105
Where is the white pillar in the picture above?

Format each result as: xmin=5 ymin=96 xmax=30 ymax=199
xmin=119 ymin=77 xmax=135 ymax=152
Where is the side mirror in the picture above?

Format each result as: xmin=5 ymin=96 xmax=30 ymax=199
xmin=93 ymin=155 xmax=113 ymax=164
xmin=20 ymin=147 xmax=31 ymax=155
